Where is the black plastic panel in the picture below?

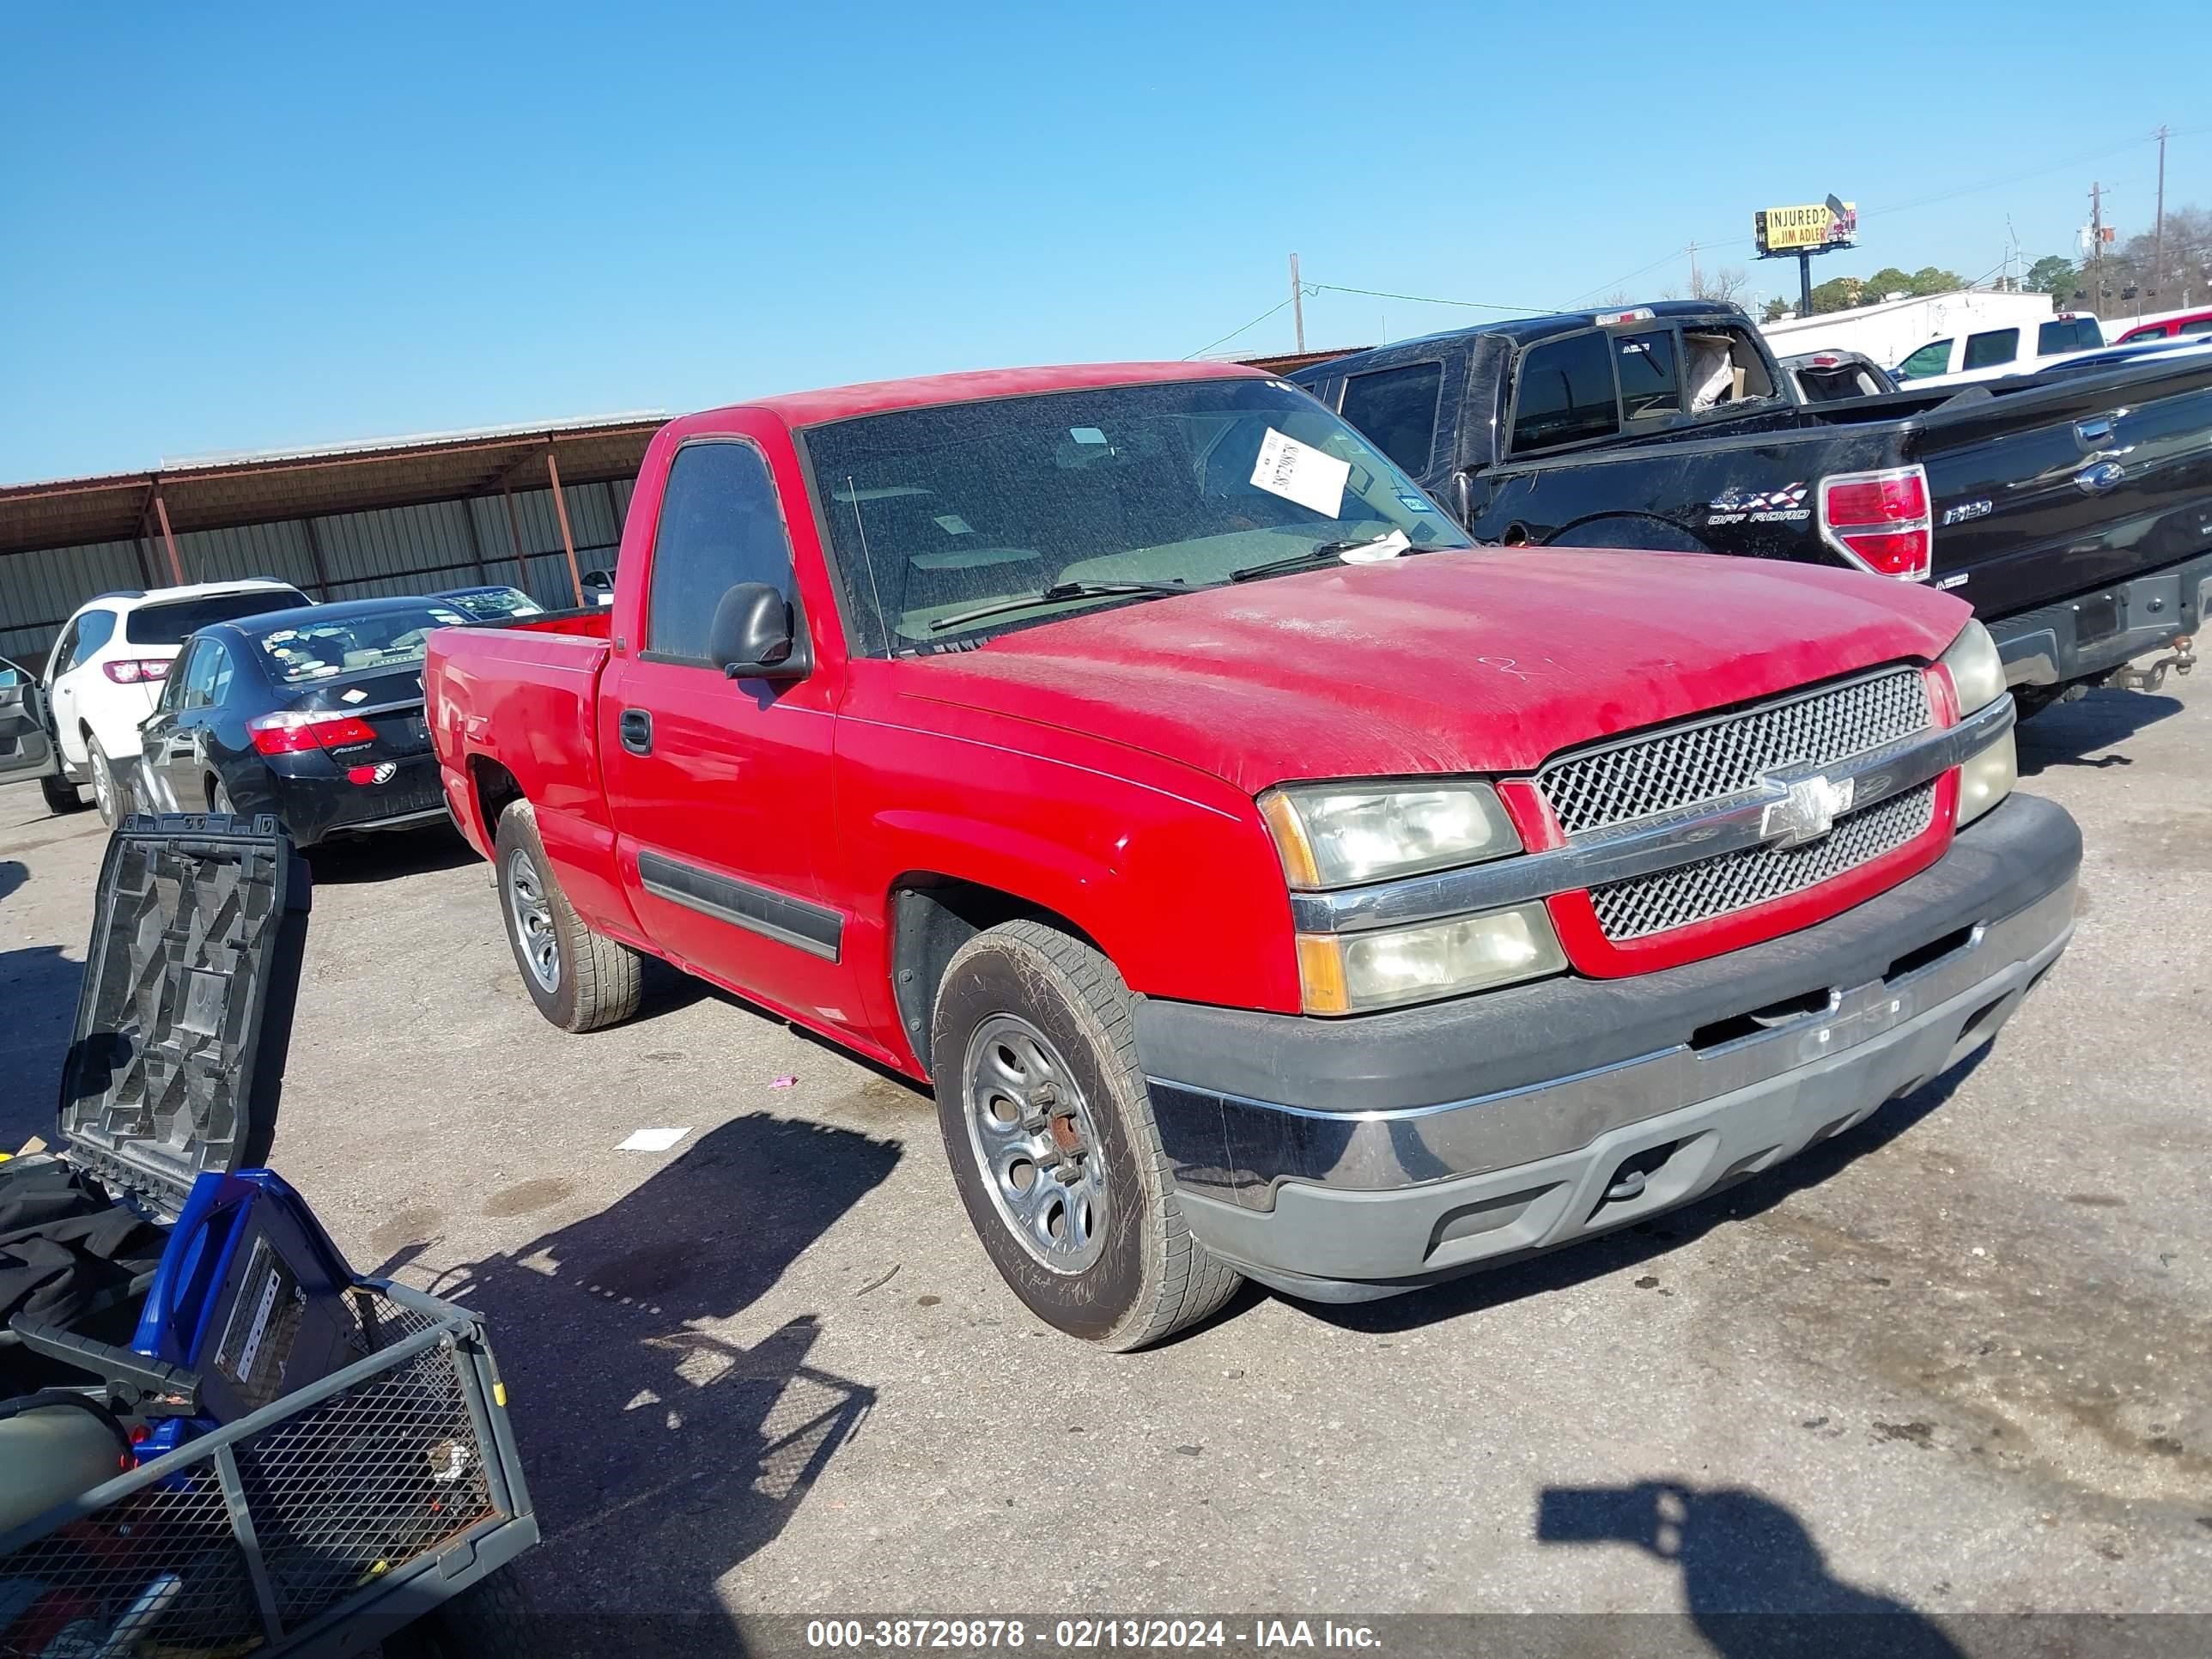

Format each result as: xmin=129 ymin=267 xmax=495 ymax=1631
xmin=57 ymin=813 xmax=311 ymax=1217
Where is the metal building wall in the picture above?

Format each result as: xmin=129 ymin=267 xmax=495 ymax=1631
xmin=0 ymin=478 xmax=633 ymax=667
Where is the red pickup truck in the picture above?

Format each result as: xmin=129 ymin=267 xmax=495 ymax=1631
xmin=426 ymin=362 xmax=2078 ymax=1349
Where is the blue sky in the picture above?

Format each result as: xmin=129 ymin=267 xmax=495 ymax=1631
xmin=3 ymin=0 xmax=2204 ymax=481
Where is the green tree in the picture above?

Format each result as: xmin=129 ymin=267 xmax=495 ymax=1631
xmin=2024 ymin=254 xmax=2076 ymax=296
xmin=1761 ymin=296 xmax=1793 ymax=321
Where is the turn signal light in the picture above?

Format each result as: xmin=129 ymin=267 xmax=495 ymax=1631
xmin=102 ymin=659 xmax=171 ymax=684
xmin=248 ymin=710 xmax=379 ymax=755
xmin=1819 ymin=465 xmax=1932 ymax=580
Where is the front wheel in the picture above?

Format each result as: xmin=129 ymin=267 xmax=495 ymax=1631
xmin=87 ymin=739 xmax=132 ymax=829
xmin=492 ymin=801 xmax=641 ymax=1032
xmin=931 ymin=921 xmax=1241 ymax=1350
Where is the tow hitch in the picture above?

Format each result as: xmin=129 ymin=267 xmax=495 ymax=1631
xmin=2106 ymin=635 xmax=2195 ymax=693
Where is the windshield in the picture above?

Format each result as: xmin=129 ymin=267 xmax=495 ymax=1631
xmin=124 ymin=588 xmax=310 ymax=645
xmin=250 ymin=604 xmax=466 ymax=686
xmin=440 ymin=586 xmax=544 ymax=621
xmin=799 ymin=378 xmax=1469 ymax=653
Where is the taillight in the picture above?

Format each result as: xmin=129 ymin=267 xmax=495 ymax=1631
xmin=249 ymin=710 xmax=380 ymax=755
xmin=102 ymin=658 xmax=171 ymax=684
xmin=1819 ymin=465 xmax=1932 ymax=580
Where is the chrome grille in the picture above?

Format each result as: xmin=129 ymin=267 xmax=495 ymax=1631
xmin=1537 ymin=669 xmax=1932 ymax=836
xmin=1590 ymin=782 xmax=1938 ymax=941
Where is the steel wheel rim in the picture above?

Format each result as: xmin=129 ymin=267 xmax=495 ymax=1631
xmin=962 ymin=1012 xmax=1109 ymax=1274
xmin=505 ymin=848 xmax=562 ymax=993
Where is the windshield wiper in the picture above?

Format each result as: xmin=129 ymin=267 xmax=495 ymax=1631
xmin=928 ymin=580 xmax=1195 ymax=633
xmin=1227 ymin=538 xmax=1463 ymax=584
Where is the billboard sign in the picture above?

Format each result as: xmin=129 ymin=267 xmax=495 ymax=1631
xmin=1756 ymin=201 xmax=1857 ymax=255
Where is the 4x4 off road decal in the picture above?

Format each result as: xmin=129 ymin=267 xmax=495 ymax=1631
xmin=1707 ymin=482 xmax=1810 ymax=526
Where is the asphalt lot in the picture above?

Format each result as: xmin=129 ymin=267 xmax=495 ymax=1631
xmin=2 ymin=684 xmax=2208 ymax=1651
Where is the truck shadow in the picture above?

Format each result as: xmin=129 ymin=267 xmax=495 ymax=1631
xmin=1299 ymin=1045 xmax=1990 ymax=1337
xmin=0 ymin=944 xmax=84 ymax=1150
xmin=2014 ymin=687 xmax=2181 ymax=775
xmin=390 ymin=1111 xmax=902 ymax=1656
xmin=1534 ymin=1479 xmax=1963 ymax=1656
xmin=0 ymin=857 xmax=25 ymax=904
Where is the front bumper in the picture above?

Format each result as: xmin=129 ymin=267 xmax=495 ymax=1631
xmin=1138 ymin=792 xmax=2078 ymax=1301
xmin=1990 ymin=548 xmax=2212 ymax=686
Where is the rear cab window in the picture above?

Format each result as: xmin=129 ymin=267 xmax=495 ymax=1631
xmin=125 ymin=589 xmax=310 ymax=646
xmin=1615 ymin=331 xmax=1680 ymax=420
xmin=1337 ymin=362 xmax=1443 ymax=475
xmin=646 ymin=441 xmax=799 ymax=664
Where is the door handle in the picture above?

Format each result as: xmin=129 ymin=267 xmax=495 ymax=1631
xmin=619 ymin=708 xmax=653 ymax=755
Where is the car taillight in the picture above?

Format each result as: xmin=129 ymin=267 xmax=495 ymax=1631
xmin=102 ymin=659 xmax=171 ymax=684
xmin=249 ymin=710 xmax=380 ymax=755
xmin=1818 ymin=465 xmax=1932 ymax=580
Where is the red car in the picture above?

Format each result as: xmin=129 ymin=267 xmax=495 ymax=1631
xmin=2112 ymin=307 xmax=2212 ymax=343
xmin=426 ymin=362 xmax=2076 ymax=1348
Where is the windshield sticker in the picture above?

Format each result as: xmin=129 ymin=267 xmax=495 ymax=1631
xmin=1250 ymin=428 xmax=1350 ymax=518
xmin=933 ymin=514 xmax=975 ymax=535
xmin=341 ymin=686 xmax=368 ymax=703
xmin=1705 ymin=482 xmax=1809 ymax=526
xmin=1070 ymin=427 xmax=1109 ymax=446
xmin=1395 ymin=493 xmax=1433 ymax=514
xmin=430 ymin=609 xmax=467 ymax=623
xmin=264 ymin=629 xmax=299 ymax=643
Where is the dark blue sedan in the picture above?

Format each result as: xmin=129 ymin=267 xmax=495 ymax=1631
xmin=131 ymin=597 xmax=470 ymax=845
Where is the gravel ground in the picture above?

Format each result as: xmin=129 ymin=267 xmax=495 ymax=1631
xmin=1 ymin=683 xmax=2206 ymax=1653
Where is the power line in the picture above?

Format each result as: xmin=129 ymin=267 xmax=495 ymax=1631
xmin=1182 ymin=293 xmax=1298 ymax=359
xmin=1308 ymin=283 xmax=1555 ymax=313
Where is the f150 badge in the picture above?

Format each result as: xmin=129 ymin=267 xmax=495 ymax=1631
xmin=1706 ymin=483 xmax=1809 ymax=526
xmin=1761 ymin=774 xmax=1854 ymax=848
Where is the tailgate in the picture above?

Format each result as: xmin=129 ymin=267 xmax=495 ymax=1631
xmin=1917 ymin=355 xmax=2212 ymax=618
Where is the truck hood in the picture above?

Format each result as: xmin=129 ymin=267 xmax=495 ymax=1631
xmin=900 ymin=547 xmax=1969 ymax=792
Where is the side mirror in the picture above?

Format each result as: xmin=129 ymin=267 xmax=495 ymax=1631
xmin=708 ymin=582 xmax=807 ymax=681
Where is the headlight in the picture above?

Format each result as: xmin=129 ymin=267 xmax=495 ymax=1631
xmin=1955 ymin=727 xmax=2016 ymax=828
xmin=1938 ymin=619 xmax=2005 ymax=714
xmin=1259 ymin=781 xmax=1521 ymax=889
xmin=1294 ymin=902 xmax=1567 ymax=1014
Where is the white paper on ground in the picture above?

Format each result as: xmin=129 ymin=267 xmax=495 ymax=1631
xmin=1249 ymin=428 xmax=1351 ymax=518
xmin=617 ymin=1126 xmax=693 ymax=1152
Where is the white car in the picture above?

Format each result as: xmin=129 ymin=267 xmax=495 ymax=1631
xmin=45 ymin=579 xmax=311 ymax=824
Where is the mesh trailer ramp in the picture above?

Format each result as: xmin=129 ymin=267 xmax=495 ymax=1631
xmin=0 ymin=1280 xmax=536 ymax=1658
xmin=0 ymin=813 xmax=536 ymax=1656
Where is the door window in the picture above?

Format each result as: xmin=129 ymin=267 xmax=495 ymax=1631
xmin=1510 ymin=332 xmax=1620 ymax=453
xmin=1337 ymin=362 xmax=1443 ymax=473
xmin=1615 ymin=331 xmax=1680 ymax=420
xmin=66 ymin=609 xmax=118 ymax=671
xmin=1895 ymin=340 xmax=1954 ymax=380
xmin=647 ymin=441 xmax=798 ymax=664
xmin=1962 ymin=329 xmax=2021 ymax=370
xmin=179 ymin=641 xmax=228 ymax=710
xmin=2183 ymin=318 xmax=2212 ymax=337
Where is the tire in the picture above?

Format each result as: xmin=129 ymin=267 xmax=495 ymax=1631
xmin=492 ymin=800 xmax=641 ymax=1032
xmin=930 ymin=920 xmax=1241 ymax=1350
xmin=87 ymin=738 xmax=132 ymax=829
xmin=381 ymin=1568 xmax=538 ymax=1659
xmin=2011 ymin=683 xmax=2066 ymax=722
xmin=39 ymin=772 xmax=84 ymax=815
xmin=209 ymin=777 xmax=237 ymax=816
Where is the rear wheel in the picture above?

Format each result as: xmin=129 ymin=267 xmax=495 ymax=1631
xmin=88 ymin=738 xmax=132 ymax=829
xmin=209 ymin=777 xmax=237 ymax=816
xmin=930 ymin=921 xmax=1241 ymax=1349
xmin=493 ymin=800 xmax=641 ymax=1032
xmin=39 ymin=773 xmax=83 ymax=815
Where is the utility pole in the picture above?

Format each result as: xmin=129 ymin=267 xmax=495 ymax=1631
xmin=2090 ymin=180 xmax=2105 ymax=298
xmin=1288 ymin=253 xmax=1305 ymax=354
xmin=1687 ymin=240 xmax=1700 ymax=298
xmin=2154 ymin=125 xmax=2169 ymax=295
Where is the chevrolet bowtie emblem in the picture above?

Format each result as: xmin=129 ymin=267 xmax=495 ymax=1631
xmin=1760 ymin=774 xmax=1854 ymax=848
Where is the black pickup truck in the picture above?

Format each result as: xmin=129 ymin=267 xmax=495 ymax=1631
xmin=1291 ymin=302 xmax=2212 ymax=711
